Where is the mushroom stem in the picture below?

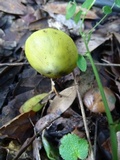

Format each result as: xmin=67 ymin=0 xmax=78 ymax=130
xmin=51 ymin=78 xmax=59 ymax=96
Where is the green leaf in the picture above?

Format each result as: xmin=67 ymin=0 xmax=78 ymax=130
xmin=102 ymin=6 xmax=112 ymax=14
xmin=82 ymin=0 xmax=95 ymax=10
xmin=42 ymin=131 xmax=59 ymax=160
xmin=74 ymin=10 xmax=83 ymax=23
xmin=59 ymin=133 xmax=89 ymax=160
xmin=115 ymin=0 xmax=120 ymax=7
xmin=66 ymin=1 xmax=76 ymax=20
xmin=77 ymin=55 xmax=87 ymax=72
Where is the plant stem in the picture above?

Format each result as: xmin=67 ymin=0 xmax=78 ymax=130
xmin=88 ymin=3 xmax=115 ymax=34
xmin=88 ymin=14 xmax=107 ymax=34
xmin=82 ymin=35 xmax=118 ymax=159
xmin=88 ymin=53 xmax=118 ymax=160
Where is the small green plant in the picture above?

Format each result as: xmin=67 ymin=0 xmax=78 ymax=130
xmin=59 ymin=133 xmax=89 ymax=160
xmin=66 ymin=0 xmax=120 ymax=160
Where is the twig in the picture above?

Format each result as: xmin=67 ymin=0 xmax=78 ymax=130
xmin=88 ymin=62 xmax=120 ymax=67
xmin=72 ymin=71 xmax=95 ymax=160
xmin=0 ymin=61 xmax=119 ymax=67
xmin=93 ymin=120 xmax=98 ymax=159
xmin=0 ymin=62 xmax=29 ymax=66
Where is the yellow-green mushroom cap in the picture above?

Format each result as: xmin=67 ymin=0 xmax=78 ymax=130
xmin=25 ymin=28 xmax=78 ymax=78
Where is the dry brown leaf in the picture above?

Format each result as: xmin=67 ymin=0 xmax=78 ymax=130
xmin=0 ymin=66 xmax=22 ymax=110
xmin=14 ymin=87 xmax=76 ymax=158
xmin=35 ymin=113 xmax=59 ymax=132
xmin=0 ymin=0 xmax=26 ymax=15
xmin=42 ymin=1 xmax=98 ymax=19
xmin=47 ymin=86 xmax=77 ymax=115
xmin=29 ymin=18 xmax=49 ymax=31
xmin=35 ymin=86 xmax=77 ymax=132
xmin=0 ymin=111 xmax=36 ymax=143
xmin=76 ymin=33 xmax=111 ymax=55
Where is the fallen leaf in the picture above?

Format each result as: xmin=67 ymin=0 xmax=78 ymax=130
xmin=45 ymin=111 xmax=83 ymax=139
xmin=0 ymin=111 xmax=36 ymax=143
xmin=14 ymin=113 xmax=60 ymax=159
xmin=0 ymin=0 xmax=26 ymax=15
xmin=35 ymin=86 xmax=77 ymax=132
xmin=42 ymin=1 xmax=98 ymax=19
xmin=29 ymin=18 xmax=49 ymax=31
xmin=0 ymin=90 xmax=36 ymax=127
xmin=0 ymin=66 xmax=22 ymax=110
xmin=19 ymin=93 xmax=48 ymax=113
xmin=47 ymin=86 xmax=77 ymax=115
xmin=76 ymin=33 xmax=111 ymax=55
xmin=35 ymin=113 xmax=59 ymax=132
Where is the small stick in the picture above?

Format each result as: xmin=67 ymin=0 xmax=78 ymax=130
xmin=93 ymin=120 xmax=98 ymax=159
xmin=14 ymin=113 xmax=60 ymax=160
xmin=72 ymin=70 xmax=95 ymax=160
xmin=0 ymin=62 xmax=29 ymax=66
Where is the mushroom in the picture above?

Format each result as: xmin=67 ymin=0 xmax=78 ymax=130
xmin=83 ymin=87 xmax=116 ymax=113
xmin=25 ymin=28 xmax=78 ymax=79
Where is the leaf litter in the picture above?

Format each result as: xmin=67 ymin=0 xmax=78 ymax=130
xmin=0 ymin=0 xmax=120 ymax=159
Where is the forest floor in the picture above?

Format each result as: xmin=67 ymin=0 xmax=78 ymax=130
xmin=0 ymin=0 xmax=120 ymax=160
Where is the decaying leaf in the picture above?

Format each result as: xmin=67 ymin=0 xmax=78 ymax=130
xmin=35 ymin=86 xmax=77 ymax=132
xmin=35 ymin=113 xmax=60 ymax=132
xmin=29 ymin=18 xmax=49 ymax=31
xmin=19 ymin=93 xmax=48 ymax=113
xmin=42 ymin=1 xmax=98 ymax=19
xmin=13 ymin=113 xmax=60 ymax=160
xmin=0 ymin=66 xmax=22 ymax=110
xmin=0 ymin=90 xmax=36 ymax=127
xmin=76 ymin=33 xmax=111 ymax=55
xmin=47 ymin=86 xmax=77 ymax=115
xmin=0 ymin=111 xmax=36 ymax=143
xmin=45 ymin=109 xmax=83 ymax=139
xmin=0 ymin=0 xmax=26 ymax=15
